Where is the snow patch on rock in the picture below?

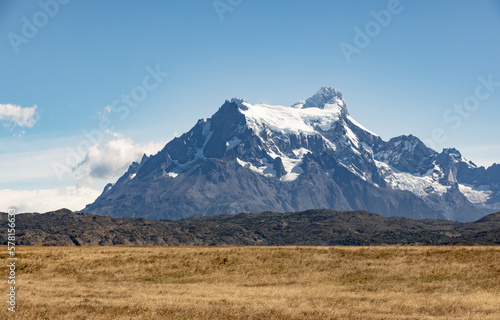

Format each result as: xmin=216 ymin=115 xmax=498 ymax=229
xmin=226 ymin=137 xmax=242 ymax=150
xmin=458 ymin=184 xmax=492 ymax=204
xmin=236 ymin=157 xmax=276 ymax=177
xmin=375 ymin=160 xmax=449 ymax=197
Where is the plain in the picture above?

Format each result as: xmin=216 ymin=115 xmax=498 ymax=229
xmin=1 ymin=246 xmax=499 ymax=319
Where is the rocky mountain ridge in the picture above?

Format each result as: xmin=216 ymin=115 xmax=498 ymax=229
xmin=82 ymin=86 xmax=500 ymax=221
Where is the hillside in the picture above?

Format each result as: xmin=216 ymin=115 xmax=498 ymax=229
xmin=3 ymin=209 xmax=499 ymax=246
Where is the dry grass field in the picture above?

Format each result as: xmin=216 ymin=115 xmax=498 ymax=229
xmin=1 ymin=246 xmax=499 ymax=319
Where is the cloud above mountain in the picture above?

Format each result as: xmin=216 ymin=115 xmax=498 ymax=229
xmin=0 ymin=134 xmax=166 ymax=212
xmin=74 ymin=138 xmax=164 ymax=185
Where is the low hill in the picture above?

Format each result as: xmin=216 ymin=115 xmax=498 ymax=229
xmin=2 ymin=209 xmax=499 ymax=246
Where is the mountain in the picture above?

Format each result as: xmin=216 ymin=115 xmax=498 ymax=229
xmin=82 ymin=86 xmax=499 ymax=221
xmin=4 ymin=209 xmax=499 ymax=246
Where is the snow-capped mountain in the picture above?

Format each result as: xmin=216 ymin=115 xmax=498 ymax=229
xmin=82 ymin=86 xmax=500 ymax=221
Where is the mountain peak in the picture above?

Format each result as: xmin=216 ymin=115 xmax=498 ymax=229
xmin=301 ymin=86 xmax=346 ymax=112
xmin=441 ymin=148 xmax=462 ymax=157
xmin=230 ymin=98 xmax=248 ymax=110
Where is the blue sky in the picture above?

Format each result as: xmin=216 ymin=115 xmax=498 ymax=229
xmin=1 ymin=0 xmax=500 ymax=212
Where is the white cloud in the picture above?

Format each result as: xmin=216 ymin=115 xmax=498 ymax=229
xmin=105 ymin=129 xmax=123 ymax=138
xmin=0 ymin=186 xmax=101 ymax=213
xmin=74 ymin=138 xmax=164 ymax=185
xmin=0 ymin=133 xmax=165 ymax=213
xmin=0 ymin=104 xmax=39 ymax=128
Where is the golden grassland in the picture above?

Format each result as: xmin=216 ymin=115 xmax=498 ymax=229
xmin=1 ymin=246 xmax=499 ymax=319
